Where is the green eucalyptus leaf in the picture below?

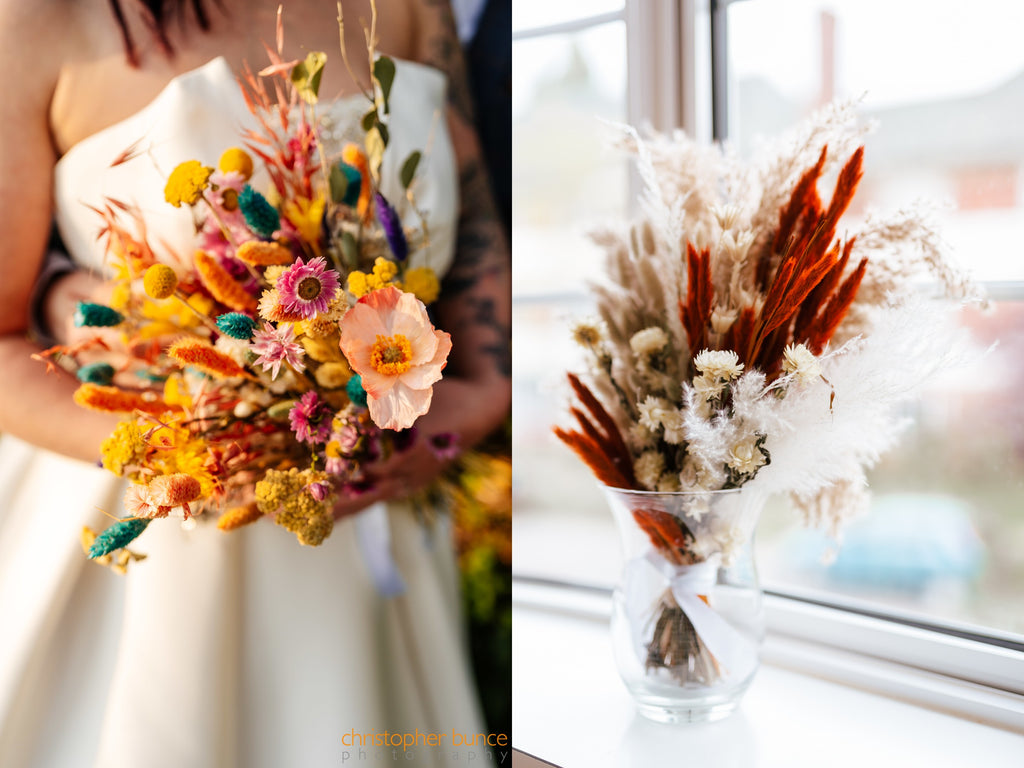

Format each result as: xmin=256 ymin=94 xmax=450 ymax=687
xmin=361 ymin=109 xmax=377 ymax=132
xmin=373 ymin=56 xmax=396 ymax=112
xmin=329 ymin=164 xmax=349 ymax=204
xmin=291 ymin=51 xmax=327 ymax=104
xmin=340 ymin=231 xmax=359 ymax=267
xmin=399 ymin=151 xmax=422 ymax=190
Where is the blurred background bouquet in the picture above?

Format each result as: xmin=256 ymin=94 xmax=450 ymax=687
xmin=39 ymin=19 xmax=451 ymax=566
xmin=556 ymin=100 xmax=980 ymax=689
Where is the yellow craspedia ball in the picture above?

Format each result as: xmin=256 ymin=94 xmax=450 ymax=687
xmin=143 ymin=264 xmax=178 ymax=299
xmin=218 ymin=147 xmax=254 ymax=180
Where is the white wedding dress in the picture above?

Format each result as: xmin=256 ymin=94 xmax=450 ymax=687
xmin=0 ymin=58 xmax=483 ymax=768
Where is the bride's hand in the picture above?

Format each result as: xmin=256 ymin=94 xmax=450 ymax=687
xmin=330 ymin=375 xmax=501 ymax=520
xmin=44 ymin=268 xmax=110 ymax=348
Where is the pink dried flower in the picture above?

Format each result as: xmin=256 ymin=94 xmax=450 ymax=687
xmin=147 ymin=473 xmax=203 ymax=507
xmin=288 ymin=391 xmax=333 ymax=444
xmin=250 ymin=322 xmax=306 ymax=379
xmin=276 ymin=256 xmax=340 ymax=319
xmin=124 ymin=484 xmax=167 ymax=519
xmin=307 ymin=480 xmax=332 ymax=502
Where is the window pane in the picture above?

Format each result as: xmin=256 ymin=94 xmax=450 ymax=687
xmin=728 ymin=0 xmax=1024 ymax=635
xmin=512 ymin=22 xmax=629 ymax=582
xmin=513 ymin=1 xmax=624 ymax=34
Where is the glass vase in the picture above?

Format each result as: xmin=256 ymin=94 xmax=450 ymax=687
xmin=604 ymin=486 xmax=766 ymax=724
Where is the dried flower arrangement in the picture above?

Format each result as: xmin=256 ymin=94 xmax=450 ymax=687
xmin=556 ymin=100 xmax=980 ymax=684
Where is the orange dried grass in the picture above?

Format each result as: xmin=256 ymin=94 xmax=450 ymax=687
xmin=73 ymin=383 xmax=181 ymax=415
xmin=236 ymin=240 xmax=295 ymax=266
xmin=168 ymin=337 xmax=250 ymax=379
xmin=553 ymin=373 xmax=636 ymax=491
xmin=194 ymin=250 xmax=259 ymax=313
xmin=217 ymin=502 xmax=263 ymax=531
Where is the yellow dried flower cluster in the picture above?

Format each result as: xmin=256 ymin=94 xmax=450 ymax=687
xmin=100 ymin=420 xmax=149 ymax=476
xmin=164 ymin=160 xmax=213 ymax=208
xmin=254 ymin=468 xmax=334 ymax=546
xmin=347 ymin=257 xmax=399 ymax=298
xmin=400 ymin=266 xmax=440 ymax=304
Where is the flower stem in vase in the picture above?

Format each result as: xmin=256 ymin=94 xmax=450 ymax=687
xmin=646 ymin=587 xmax=723 ymax=686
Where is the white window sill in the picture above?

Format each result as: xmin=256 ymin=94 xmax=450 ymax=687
xmin=513 ymin=580 xmax=1024 ymax=768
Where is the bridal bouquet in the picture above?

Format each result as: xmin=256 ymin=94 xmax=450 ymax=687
xmin=556 ymin=101 xmax=979 ymax=685
xmin=41 ymin=16 xmax=450 ymax=566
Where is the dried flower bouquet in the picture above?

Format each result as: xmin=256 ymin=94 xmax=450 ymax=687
xmin=557 ymin=101 xmax=979 ymax=685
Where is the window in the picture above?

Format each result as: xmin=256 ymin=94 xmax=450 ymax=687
xmin=726 ymin=0 xmax=1024 ymax=639
xmin=512 ymin=2 xmax=629 ymax=583
xmin=513 ymin=0 xmax=1024 ymax=670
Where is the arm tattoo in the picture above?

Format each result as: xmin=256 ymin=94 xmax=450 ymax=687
xmin=442 ymin=158 xmax=503 ymax=294
xmin=440 ymin=159 xmax=511 ymax=379
xmin=420 ymin=0 xmax=476 ymax=122
xmin=461 ymin=297 xmax=512 ymax=379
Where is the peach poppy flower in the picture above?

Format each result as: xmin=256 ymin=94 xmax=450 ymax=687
xmin=339 ymin=286 xmax=451 ymax=430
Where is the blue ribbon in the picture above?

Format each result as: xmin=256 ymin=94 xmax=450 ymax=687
xmin=354 ymin=504 xmax=407 ymax=597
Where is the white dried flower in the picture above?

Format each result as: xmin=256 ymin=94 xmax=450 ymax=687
xmin=782 ymin=343 xmax=822 ymax=384
xmin=638 ymin=396 xmax=673 ymax=433
xmin=692 ymin=375 xmax=725 ymax=402
xmin=629 ymin=326 xmax=669 ymax=357
xmin=693 ymin=349 xmax=744 ymax=381
xmin=634 ymin=450 xmax=665 ymax=490
xmin=215 ymin=335 xmax=250 ymax=365
xmin=710 ymin=306 xmax=738 ymax=335
xmin=656 ymin=474 xmax=681 ymax=493
xmin=727 ymin=436 xmax=767 ymax=475
xmin=628 ymin=422 xmax=655 ymax=449
xmin=719 ymin=230 xmax=755 ymax=263
xmin=661 ymin=409 xmax=686 ymax=444
xmin=712 ymin=204 xmax=742 ymax=231
xmin=715 ymin=524 xmax=747 ymax=566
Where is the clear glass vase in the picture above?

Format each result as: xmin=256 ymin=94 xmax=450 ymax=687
xmin=604 ymin=486 xmax=766 ymax=724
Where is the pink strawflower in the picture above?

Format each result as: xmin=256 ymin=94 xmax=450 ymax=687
xmin=250 ymin=322 xmax=305 ymax=379
xmin=289 ymin=391 xmax=333 ymax=444
xmin=339 ymin=286 xmax=452 ymax=431
xmin=276 ymin=256 xmax=340 ymax=320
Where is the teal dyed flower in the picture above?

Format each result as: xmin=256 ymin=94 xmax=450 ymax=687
xmin=74 ymin=302 xmax=124 ymax=328
xmin=88 ymin=518 xmax=151 ymax=559
xmin=330 ymin=161 xmax=362 ymax=207
xmin=239 ymin=185 xmax=280 ymax=239
xmin=216 ymin=312 xmax=257 ymax=340
xmin=346 ymin=374 xmax=368 ymax=408
xmin=76 ymin=362 xmax=115 ymax=385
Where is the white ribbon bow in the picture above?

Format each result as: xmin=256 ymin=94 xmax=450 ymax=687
xmin=624 ymin=551 xmax=757 ymax=681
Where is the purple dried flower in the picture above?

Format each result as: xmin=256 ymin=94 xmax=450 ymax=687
xmin=374 ymin=192 xmax=408 ymax=262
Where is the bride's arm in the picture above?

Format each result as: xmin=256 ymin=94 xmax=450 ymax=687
xmin=332 ymin=0 xmax=510 ymax=511
xmin=0 ymin=8 xmax=119 ymax=462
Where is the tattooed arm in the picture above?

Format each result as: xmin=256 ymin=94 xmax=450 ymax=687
xmin=332 ymin=0 xmax=509 ymax=510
